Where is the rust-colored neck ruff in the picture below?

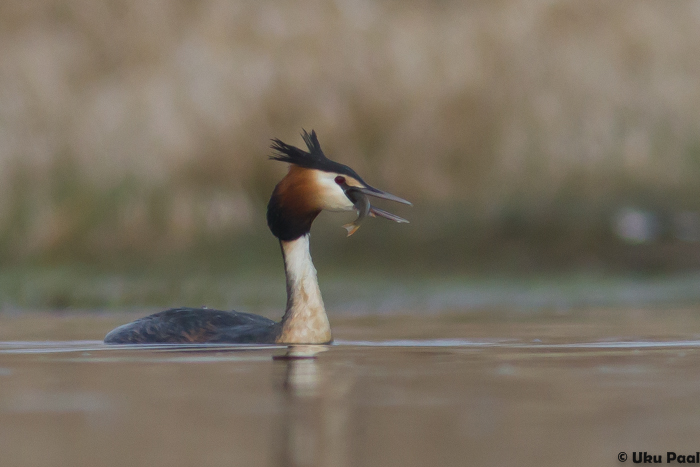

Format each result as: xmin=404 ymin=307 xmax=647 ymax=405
xmin=276 ymin=235 xmax=331 ymax=344
xmin=267 ymin=167 xmax=323 ymax=241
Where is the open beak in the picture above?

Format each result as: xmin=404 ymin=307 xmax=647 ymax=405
xmin=351 ymin=184 xmax=411 ymax=224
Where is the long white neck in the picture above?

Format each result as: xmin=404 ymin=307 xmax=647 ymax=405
xmin=276 ymin=235 xmax=332 ymax=344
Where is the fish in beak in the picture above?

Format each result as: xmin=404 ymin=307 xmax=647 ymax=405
xmin=268 ymin=129 xmax=411 ymax=237
xmin=342 ymin=185 xmax=411 ymax=236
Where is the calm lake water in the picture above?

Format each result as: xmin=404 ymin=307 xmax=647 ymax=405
xmin=1 ymin=310 xmax=700 ymax=467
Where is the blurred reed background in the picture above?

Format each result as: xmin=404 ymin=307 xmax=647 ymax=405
xmin=1 ymin=0 xmax=700 ymax=309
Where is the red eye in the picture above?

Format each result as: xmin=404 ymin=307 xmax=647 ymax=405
xmin=334 ymin=176 xmax=346 ymax=184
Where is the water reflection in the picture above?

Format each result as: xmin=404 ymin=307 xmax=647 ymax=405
xmin=277 ymin=345 xmax=328 ymax=398
xmin=274 ymin=345 xmax=349 ymax=467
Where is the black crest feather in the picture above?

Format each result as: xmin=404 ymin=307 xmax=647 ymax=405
xmin=270 ymin=129 xmax=365 ymax=182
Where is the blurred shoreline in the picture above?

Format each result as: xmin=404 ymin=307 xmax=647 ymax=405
xmin=1 ymin=1 xmax=700 ymax=273
xmin=4 ymin=259 xmax=700 ymax=312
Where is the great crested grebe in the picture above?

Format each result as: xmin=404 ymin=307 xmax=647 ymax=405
xmin=104 ymin=130 xmax=411 ymax=345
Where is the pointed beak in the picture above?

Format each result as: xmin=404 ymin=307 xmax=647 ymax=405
xmin=354 ymin=185 xmax=413 ymax=206
xmin=347 ymin=184 xmax=411 ymax=224
xmin=369 ymin=206 xmax=409 ymax=223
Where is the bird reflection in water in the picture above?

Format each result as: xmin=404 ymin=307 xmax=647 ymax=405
xmin=273 ymin=345 xmax=350 ymax=467
xmin=277 ymin=345 xmax=327 ymax=397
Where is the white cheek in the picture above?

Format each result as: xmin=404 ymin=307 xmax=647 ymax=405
xmin=315 ymin=174 xmax=355 ymax=211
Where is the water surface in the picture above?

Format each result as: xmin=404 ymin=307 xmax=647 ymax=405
xmin=1 ymin=311 xmax=699 ymax=467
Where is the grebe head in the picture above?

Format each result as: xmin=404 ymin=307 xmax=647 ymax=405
xmin=267 ymin=129 xmax=411 ymax=241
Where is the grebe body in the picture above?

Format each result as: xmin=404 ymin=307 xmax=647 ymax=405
xmin=104 ymin=130 xmax=410 ymax=345
xmin=104 ymin=307 xmax=278 ymax=344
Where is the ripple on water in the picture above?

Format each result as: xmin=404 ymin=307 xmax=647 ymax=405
xmin=1 ymin=338 xmax=700 ymax=355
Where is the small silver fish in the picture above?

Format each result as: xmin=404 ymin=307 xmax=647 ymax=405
xmin=343 ymin=190 xmax=371 ymax=236
xmin=342 ymin=190 xmax=410 ymax=236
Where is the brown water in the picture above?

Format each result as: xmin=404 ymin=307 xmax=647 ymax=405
xmin=1 ymin=311 xmax=700 ymax=467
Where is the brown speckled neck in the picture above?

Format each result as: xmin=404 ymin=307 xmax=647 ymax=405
xmin=276 ymin=235 xmax=332 ymax=344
